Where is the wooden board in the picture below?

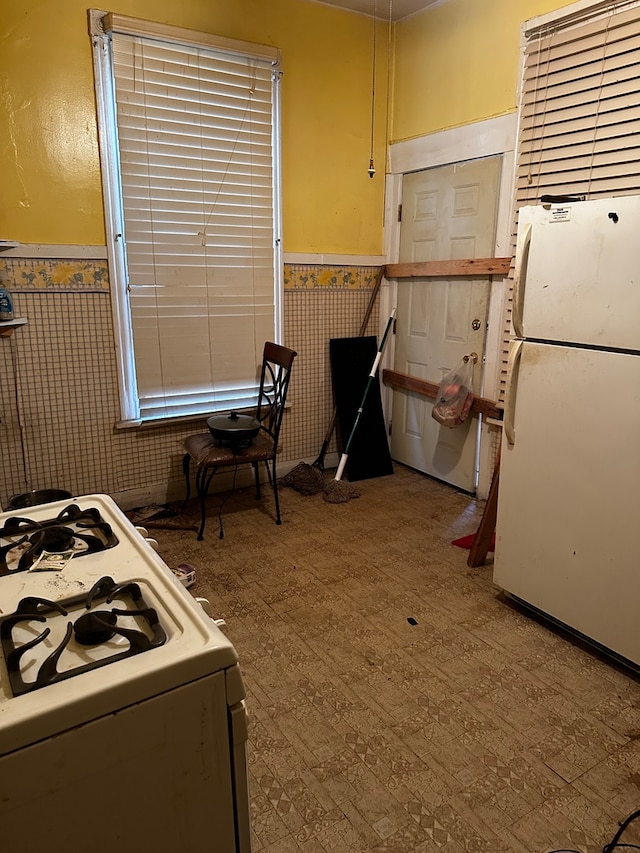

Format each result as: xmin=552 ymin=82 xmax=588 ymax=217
xmin=385 ymin=257 xmax=512 ymax=279
xmin=382 ymin=368 xmax=502 ymax=420
xmin=467 ymin=449 xmax=501 ymax=568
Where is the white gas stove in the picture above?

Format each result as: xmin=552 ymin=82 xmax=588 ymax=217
xmin=0 ymin=494 xmax=251 ymax=853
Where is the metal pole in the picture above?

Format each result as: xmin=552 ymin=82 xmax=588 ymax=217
xmin=334 ymin=307 xmax=396 ymax=482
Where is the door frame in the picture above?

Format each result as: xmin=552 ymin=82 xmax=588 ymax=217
xmin=382 ymin=113 xmax=517 ymax=498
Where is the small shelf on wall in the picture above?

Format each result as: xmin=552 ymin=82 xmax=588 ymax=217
xmin=0 ymin=319 xmax=27 ymax=337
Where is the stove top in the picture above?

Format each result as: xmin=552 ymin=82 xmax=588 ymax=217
xmin=0 ymin=494 xmax=239 ymax=756
xmin=0 ymin=504 xmax=118 ymax=574
xmin=0 ymin=575 xmax=166 ymax=696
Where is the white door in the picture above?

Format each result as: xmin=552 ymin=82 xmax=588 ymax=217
xmin=391 ymin=156 xmax=501 ymax=491
xmin=495 ymin=341 xmax=640 ymax=665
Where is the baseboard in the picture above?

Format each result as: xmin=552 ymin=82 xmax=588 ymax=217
xmin=110 ymin=452 xmax=341 ymax=511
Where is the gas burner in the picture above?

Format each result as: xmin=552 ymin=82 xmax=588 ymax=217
xmin=41 ymin=527 xmax=75 ymax=552
xmin=74 ymin=611 xmax=117 ymax=645
xmin=0 ymin=576 xmax=166 ymax=695
xmin=0 ymin=504 xmax=119 ymax=574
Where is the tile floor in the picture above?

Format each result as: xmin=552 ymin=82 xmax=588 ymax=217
xmin=153 ymin=464 xmax=640 ymax=853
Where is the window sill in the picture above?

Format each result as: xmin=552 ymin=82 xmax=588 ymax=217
xmin=115 ymin=402 xmax=291 ymax=430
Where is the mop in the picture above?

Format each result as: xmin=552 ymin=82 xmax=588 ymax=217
xmin=323 ymin=308 xmax=396 ymax=504
xmin=280 ymin=267 xmax=385 ymax=496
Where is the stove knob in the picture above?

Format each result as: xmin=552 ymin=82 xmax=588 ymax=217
xmin=196 ymin=596 xmax=212 ymax=616
xmin=135 ymin=526 xmax=149 ymax=538
xmin=145 ymin=538 xmax=159 ymax=552
xmin=195 ymin=597 xmax=227 ymax=629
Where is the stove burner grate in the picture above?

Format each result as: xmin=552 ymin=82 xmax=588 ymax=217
xmin=0 ymin=576 xmax=167 ymax=696
xmin=0 ymin=504 xmax=119 ymax=575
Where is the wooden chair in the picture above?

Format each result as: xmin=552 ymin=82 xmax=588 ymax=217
xmin=183 ymin=342 xmax=297 ymax=540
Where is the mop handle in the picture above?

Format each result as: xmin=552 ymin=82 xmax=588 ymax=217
xmin=335 ymin=308 xmax=396 ymax=481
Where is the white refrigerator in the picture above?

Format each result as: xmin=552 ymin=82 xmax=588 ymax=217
xmin=494 ymin=195 xmax=640 ymax=668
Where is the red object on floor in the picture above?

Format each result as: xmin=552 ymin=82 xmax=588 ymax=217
xmin=451 ymin=532 xmax=496 ymax=552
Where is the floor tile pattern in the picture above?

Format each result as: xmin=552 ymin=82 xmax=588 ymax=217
xmin=153 ymin=464 xmax=640 ymax=852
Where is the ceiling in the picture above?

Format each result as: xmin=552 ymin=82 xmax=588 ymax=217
xmin=314 ymin=0 xmax=443 ymax=21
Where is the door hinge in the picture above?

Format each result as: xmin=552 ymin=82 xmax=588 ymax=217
xmin=397 ymin=204 xmax=402 ymax=222
xmin=388 ymin=420 xmax=392 ymax=436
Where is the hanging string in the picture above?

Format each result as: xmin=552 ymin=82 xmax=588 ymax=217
xmin=585 ymin=4 xmax=615 ymax=197
xmin=200 ymin=70 xmax=257 ymax=244
xmin=249 ymin=63 xmax=258 ymax=410
xmin=368 ymin=0 xmax=377 ymax=178
xmin=385 ymin=0 xmax=393 ymax=159
xmin=139 ymin=38 xmax=166 ymax=419
xmin=526 ymin=28 xmax=554 ymax=200
xmin=201 ymin=63 xmax=258 ymax=413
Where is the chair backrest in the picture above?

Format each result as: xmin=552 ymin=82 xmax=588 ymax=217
xmin=256 ymin=342 xmax=297 ymax=447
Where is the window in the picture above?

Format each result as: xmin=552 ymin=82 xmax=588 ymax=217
xmin=90 ymin=12 xmax=283 ymax=424
xmin=516 ymin=0 xmax=640 ymax=206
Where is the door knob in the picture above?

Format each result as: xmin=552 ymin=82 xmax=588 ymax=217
xmin=471 ymin=318 xmax=481 ymax=331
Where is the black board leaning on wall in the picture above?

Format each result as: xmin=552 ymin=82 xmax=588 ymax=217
xmin=329 ymin=335 xmax=394 ymax=482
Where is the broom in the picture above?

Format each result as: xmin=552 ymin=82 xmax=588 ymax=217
xmin=323 ymin=307 xmax=396 ymax=504
xmin=280 ymin=267 xmax=385 ymax=496
xmin=312 ymin=265 xmax=385 ymax=472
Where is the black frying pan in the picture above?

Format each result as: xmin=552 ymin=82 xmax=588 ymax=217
xmin=207 ymin=412 xmax=260 ymax=449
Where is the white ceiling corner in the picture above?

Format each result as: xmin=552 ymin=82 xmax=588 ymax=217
xmin=311 ymin=0 xmax=445 ymax=21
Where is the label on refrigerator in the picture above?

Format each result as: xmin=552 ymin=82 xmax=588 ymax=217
xmin=548 ymin=206 xmax=571 ymax=222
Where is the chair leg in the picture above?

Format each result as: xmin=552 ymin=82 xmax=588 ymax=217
xmin=252 ymin=462 xmax=261 ymax=500
xmin=195 ymin=465 xmax=217 ymax=541
xmin=269 ymin=459 xmax=282 ymax=525
xmin=182 ymin=453 xmax=191 ymax=507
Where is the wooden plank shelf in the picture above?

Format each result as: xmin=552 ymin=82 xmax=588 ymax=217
xmin=385 ymin=257 xmax=512 ymax=279
xmin=0 ymin=318 xmax=27 ymax=337
xmin=467 ymin=449 xmax=500 ymax=568
xmin=382 ymin=368 xmax=502 ymax=420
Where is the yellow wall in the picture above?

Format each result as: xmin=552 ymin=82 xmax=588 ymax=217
xmin=2 ymin=0 xmax=588 ymax=254
xmin=392 ymin=0 xmax=574 ymax=143
xmin=1 ymin=0 xmax=389 ymax=254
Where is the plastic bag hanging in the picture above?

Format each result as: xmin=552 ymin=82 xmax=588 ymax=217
xmin=432 ymin=355 xmax=475 ymax=428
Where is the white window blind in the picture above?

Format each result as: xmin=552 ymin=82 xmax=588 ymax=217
xmin=501 ymin=0 xmax=640 ymax=399
xmin=91 ymin=13 xmax=282 ymax=423
xmin=517 ymin=0 xmax=640 ymax=205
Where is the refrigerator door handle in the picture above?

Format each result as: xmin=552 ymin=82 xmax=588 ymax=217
xmin=504 ymin=339 xmax=523 ymax=446
xmin=512 ymin=221 xmax=532 ymax=338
